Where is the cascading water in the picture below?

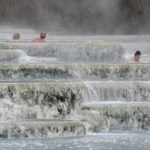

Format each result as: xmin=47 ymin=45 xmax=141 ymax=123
xmin=0 ymin=27 xmax=149 ymax=150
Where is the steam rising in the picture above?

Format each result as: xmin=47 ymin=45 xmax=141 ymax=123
xmin=0 ymin=0 xmax=149 ymax=34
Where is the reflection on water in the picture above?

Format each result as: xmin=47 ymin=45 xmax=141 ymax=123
xmin=0 ymin=133 xmax=150 ymax=150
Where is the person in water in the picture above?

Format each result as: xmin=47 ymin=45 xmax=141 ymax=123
xmin=133 ymin=50 xmax=141 ymax=62
xmin=31 ymin=32 xmax=46 ymax=43
xmin=13 ymin=33 xmax=20 ymax=40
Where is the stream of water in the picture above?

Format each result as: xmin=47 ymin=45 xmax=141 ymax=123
xmin=0 ymin=27 xmax=150 ymax=149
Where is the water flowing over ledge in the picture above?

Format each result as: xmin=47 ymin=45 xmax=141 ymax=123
xmin=0 ymin=81 xmax=149 ymax=130
xmin=81 ymin=102 xmax=150 ymax=132
xmin=0 ymin=120 xmax=85 ymax=139
xmin=0 ymin=33 xmax=149 ymax=143
xmin=0 ymin=42 xmax=124 ymax=63
xmin=0 ymin=64 xmax=149 ymax=81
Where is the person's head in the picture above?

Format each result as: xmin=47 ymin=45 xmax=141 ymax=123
xmin=134 ymin=50 xmax=141 ymax=62
xmin=13 ymin=33 xmax=20 ymax=40
xmin=40 ymin=32 xmax=46 ymax=39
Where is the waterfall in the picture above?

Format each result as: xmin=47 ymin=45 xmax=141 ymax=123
xmin=0 ymin=27 xmax=149 ymax=139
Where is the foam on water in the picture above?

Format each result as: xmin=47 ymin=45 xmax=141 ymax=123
xmin=0 ymin=98 xmax=59 ymax=120
xmin=0 ymin=28 xmax=150 ymax=148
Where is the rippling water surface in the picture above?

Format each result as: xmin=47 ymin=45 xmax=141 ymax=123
xmin=0 ymin=133 xmax=150 ymax=150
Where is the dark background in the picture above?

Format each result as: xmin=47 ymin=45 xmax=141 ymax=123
xmin=0 ymin=0 xmax=150 ymax=34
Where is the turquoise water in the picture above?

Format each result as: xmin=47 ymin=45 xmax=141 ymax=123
xmin=0 ymin=133 xmax=150 ymax=150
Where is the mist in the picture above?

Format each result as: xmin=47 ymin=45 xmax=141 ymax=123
xmin=0 ymin=0 xmax=150 ymax=34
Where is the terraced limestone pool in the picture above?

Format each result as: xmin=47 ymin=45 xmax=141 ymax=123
xmin=0 ymin=28 xmax=150 ymax=150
